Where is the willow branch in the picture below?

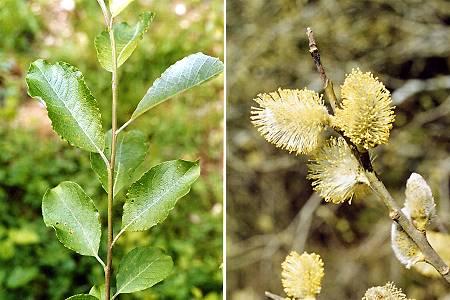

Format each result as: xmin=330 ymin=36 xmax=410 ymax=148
xmin=366 ymin=172 xmax=450 ymax=282
xmin=306 ymin=27 xmax=450 ymax=284
xmin=306 ymin=27 xmax=338 ymax=111
xmin=265 ymin=291 xmax=286 ymax=300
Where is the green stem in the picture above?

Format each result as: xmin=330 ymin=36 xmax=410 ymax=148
xmin=115 ymin=118 xmax=132 ymax=136
xmin=105 ymin=17 xmax=119 ymax=300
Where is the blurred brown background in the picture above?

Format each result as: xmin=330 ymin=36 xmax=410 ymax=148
xmin=226 ymin=0 xmax=450 ymax=299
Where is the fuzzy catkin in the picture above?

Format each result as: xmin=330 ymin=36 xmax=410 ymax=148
xmin=334 ymin=69 xmax=395 ymax=149
xmin=251 ymin=88 xmax=330 ymax=155
xmin=281 ymin=251 xmax=324 ymax=300
xmin=362 ymin=282 xmax=411 ymax=300
xmin=307 ymin=137 xmax=369 ymax=204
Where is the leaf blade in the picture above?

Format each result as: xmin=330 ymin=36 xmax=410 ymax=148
xmin=95 ymin=12 xmax=154 ymax=72
xmin=121 ymin=160 xmax=200 ymax=232
xmin=90 ymin=130 xmax=148 ymax=196
xmin=131 ymin=53 xmax=223 ymax=120
xmin=89 ymin=284 xmax=105 ymax=300
xmin=66 ymin=295 xmax=98 ymax=300
xmin=42 ymin=181 xmax=101 ymax=257
xmin=26 ymin=60 xmax=105 ymax=153
xmin=115 ymin=247 xmax=173 ymax=295
xmin=109 ymin=0 xmax=135 ymax=17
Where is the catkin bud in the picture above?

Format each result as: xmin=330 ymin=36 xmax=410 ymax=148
xmin=391 ymin=217 xmax=424 ymax=268
xmin=251 ymin=88 xmax=330 ymax=155
xmin=307 ymin=137 xmax=369 ymax=204
xmin=334 ymin=69 xmax=395 ymax=149
xmin=281 ymin=251 xmax=324 ymax=300
xmin=413 ymin=231 xmax=450 ymax=278
xmin=362 ymin=282 xmax=410 ymax=300
xmin=404 ymin=173 xmax=435 ymax=231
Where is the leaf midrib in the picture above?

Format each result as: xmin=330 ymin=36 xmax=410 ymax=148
xmin=54 ymin=186 xmax=98 ymax=256
xmin=35 ymin=62 xmax=102 ymax=153
xmin=133 ymin=55 xmax=222 ymax=120
xmin=113 ymin=135 xmax=125 ymax=193
xmin=122 ymin=165 xmax=195 ymax=231
xmin=117 ymin=21 xmax=142 ymax=65
xmin=116 ymin=256 xmax=162 ymax=294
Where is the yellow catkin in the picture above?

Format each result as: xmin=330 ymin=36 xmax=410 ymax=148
xmin=362 ymin=282 xmax=411 ymax=300
xmin=404 ymin=173 xmax=435 ymax=231
xmin=307 ymin=137 xmax=369 ymax=204
xmin=334 ymin=69 xmax=395 ymax=149
xmin=251 ymin=88 xmax=330 ymax=155
xmin=281 ymin=251 xmax=324 ymax=300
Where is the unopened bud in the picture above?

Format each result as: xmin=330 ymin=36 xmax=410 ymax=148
xmin=404 ymin=173 xmax=435 ymax=231
xmin=391 ymin=217 xmax=424 ymax=268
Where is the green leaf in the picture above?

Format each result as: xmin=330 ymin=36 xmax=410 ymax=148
xmin=42 ymin=181 xmax=101 ymax=257
xmin=95 ymin=12 xmax=154 ymax=72
xmin=66 ymin=295 xmax=98 ymax=300
xmin=131 ymin=53 xmax=223 ymax=120
xmin=89 ymin=284 xmax=105 ymax=300
xmin=26 ymin=60 xmax=105 ymax=153
xmin=90 ymin=130 xmax=148 ymax=196
xmin=115 ymin=247 xmax=173 ymax=295
xmin=109 ymin=0 xmax=135 ymax=17
xmin=121 ymin=160 xmax=200 ymax=232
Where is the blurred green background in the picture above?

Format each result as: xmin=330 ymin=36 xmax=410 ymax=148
xmin=226 ymin=0 xmax=449 ymax=299
xmin=0 ymin=0 xmax=223 ymax=299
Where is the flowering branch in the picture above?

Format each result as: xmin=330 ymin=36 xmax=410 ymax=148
xmin=306 ymin=27 xmax=450 ymax=284
xmin=306 ymin=27 xmax=338 ymax=111
xmin=265 ymin=291 xmax=286 ymax=300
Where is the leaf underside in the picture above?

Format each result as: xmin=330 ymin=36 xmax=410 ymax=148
xmin=121 ymin=160 xmax=200 ymax=232
xmin=95 ymin=12 xmax=154 ymax=72
xmin=26 ymin=59 xmax=105 ymax=153
xmin=42 ymin=181 xmax=101 ymax=257
xmin=90 ymin=130 xmax=148 ymax=196
xmin=131 ymin=52 xmax=224 ymax=120
xmin=115 ymin=246 xmax=173 ymax=294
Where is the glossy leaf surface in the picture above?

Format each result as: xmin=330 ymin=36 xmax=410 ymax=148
xmin=26 ymin=60 xmax=104 ymax=153
xmin=115 ymin=247 xmax=173 ymax=295
xmin=131 ymin=53 xmax=223 ymax=120
xmin=42 ymin=182 xmax=101 ymax=257
xmin=95 ymin=12 xmax=154 ymax=72
xmin=91 ymin=130 xmax=148 ymax=196
xmin=121 ymin=160 xmax=200 ymax=232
